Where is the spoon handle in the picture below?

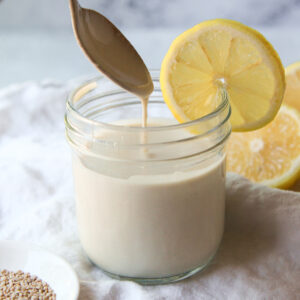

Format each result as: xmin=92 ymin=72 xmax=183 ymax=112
xmin=69 ymin=0 xmax=80 ymax=15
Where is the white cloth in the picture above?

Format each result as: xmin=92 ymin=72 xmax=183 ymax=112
xmin=0 ymin=81 xmax=299 ymax=299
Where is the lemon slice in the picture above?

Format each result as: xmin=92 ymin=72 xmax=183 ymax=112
xmin=284 ymin=61 xmax=300 ymax=112
xmin=226 ymin=105 xmax=300 ymax=189
xmin=160 ymin=19 xmax=285 ymax=131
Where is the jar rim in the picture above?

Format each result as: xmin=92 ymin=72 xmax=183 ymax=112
xmin=66 ymin=70 xmax=231 ymax=133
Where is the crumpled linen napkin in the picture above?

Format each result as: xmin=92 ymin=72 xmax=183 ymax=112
xmin=0 ymin=80 xmax=299 ymax=300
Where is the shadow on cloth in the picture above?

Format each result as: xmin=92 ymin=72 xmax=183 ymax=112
xmin=187 ymin=174 xmax=300 ymax=283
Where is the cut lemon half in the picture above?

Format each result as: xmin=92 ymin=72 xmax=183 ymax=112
xmin=284 ymin=61 xmax=300 ymax=112
xmin=160 ymin=19 xmax=285 ymax=131
xmin=227 ymin=105 xmax=300 ymax=189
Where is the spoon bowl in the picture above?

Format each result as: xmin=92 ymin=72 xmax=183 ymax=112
xmin=69 ymin=0 xmax=153 ymax=99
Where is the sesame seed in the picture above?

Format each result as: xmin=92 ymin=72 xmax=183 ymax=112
xmin=0 ymin=269 xmax=56 ymax=299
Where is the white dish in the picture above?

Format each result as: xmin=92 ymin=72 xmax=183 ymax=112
xmin=0 ymin=240 xmax=79 ymax=300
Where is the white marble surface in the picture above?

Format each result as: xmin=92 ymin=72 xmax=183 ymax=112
xmin=1 ymin=27 xmax=300 ymax=88
xmin=1 ymin=0 xmax=300 ymax=29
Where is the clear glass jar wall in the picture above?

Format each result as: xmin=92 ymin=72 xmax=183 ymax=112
xmin=65 ymin=71 xmax=231 ymax=284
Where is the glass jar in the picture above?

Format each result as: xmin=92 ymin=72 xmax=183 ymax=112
xmin=65 ymin=70 xmax=231 ymax=285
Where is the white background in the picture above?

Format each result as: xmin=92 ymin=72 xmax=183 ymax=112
xmin=0 ymin=0 xmax=300 ymax=87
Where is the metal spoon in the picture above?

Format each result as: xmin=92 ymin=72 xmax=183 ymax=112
xmin=69 ymin=0 xmax=153 ymax=99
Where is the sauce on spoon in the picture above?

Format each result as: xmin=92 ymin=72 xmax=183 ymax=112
xmin=69 ymin=0 xmax=153 ymax=127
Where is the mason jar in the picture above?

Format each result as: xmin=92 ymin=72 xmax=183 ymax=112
xmin=65 ymin=70 xmax=231 ymax=285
